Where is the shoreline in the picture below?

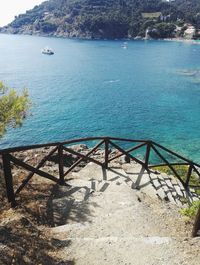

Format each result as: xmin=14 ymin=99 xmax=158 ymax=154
xmin=163 ymin=38 xmax=200 ymax=45
xmin=1 ymin=32 xmax=200 ymax=44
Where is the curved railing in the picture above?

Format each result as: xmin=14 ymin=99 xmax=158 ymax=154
xmin=1 ymin=136 xmax=200 ymax=236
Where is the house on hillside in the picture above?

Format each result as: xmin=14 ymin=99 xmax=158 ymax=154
xmin=184 ymin=25 xmax=196 ymax=39
xmin=141 ymin=12 xmax=161 ymax=19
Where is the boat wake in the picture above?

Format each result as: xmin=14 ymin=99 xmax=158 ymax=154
xmin=104 ymin=79 xmax=120 ymax=84
xmin=176 ymin=69 xmax=200 ymax=83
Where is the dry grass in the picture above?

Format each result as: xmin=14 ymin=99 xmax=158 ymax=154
xmin=0 ymin=167 xmax=74 ymax=265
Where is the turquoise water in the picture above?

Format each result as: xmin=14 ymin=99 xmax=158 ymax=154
xmin=1 ymin=34 xmax=200 ymax=162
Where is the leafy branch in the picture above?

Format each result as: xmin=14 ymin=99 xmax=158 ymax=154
xmin=0 ymin=81 xmax=31 ymax=137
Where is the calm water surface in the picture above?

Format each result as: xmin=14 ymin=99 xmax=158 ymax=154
xmin=1 ymin=34 xmax=200 ymax=162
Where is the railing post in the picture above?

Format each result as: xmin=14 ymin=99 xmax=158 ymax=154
xmin=192 ymin=205 xmax=200 ymax=237
xmin=58 ymin=144 xmax=65 ymax=185
xmin=104 ymin=138 xmax=109 ymax=169
xmin=2 ymin=154 xmax=16 ymax=207
xmin=144 ymin=141 xmax=151 ymax=170
xmin=185 ymin=164 xmax=193 ymax=189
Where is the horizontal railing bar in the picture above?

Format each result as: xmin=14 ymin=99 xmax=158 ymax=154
xmin=152 ymin=141 xmax=200 ymax=168
xmin=107 ymin=137 xmax=149 ymax=143
xmin=62 ymin=146 xmax=103 ymax=167
xmin=151 ymin=145 xmax=186 ymax=186
xmin=108 ymin=142 xmax=147 ymax=163
xmin=0 ymin=142 xmax=58 ymax=154
xmin=15 ymin=146 xmax=58 ymax=195
xmin=109 ymin=140 xmax=146 ymax=168
xmin=63 ymin=139 xmax=105 ymax=177
xmin=9 ymin=155 xmax=59 ymax=183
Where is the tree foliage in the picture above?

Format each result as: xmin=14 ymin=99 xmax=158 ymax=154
xmin=148 ymin=22 xmax=176 ymax=38
xmin=2 ymin=0 xmax=200 ymax=39
xmin=0 ymin=81 xmax=30 ymax=137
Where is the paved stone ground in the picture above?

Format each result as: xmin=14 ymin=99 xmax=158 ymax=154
xmin=44 ymin=162 xmax=200 ymax=265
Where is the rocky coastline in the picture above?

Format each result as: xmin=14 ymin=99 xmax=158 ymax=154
xmin=1 ymin=25 xmax=199 ymax=43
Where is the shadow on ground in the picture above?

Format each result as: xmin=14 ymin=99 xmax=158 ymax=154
xmin=0 ymin=216 xmax=75 ymax=265
xmin=0 ymin=177 xmax=98 ymax=264
xmin=20 ymin=181 xmax=98 ymax=227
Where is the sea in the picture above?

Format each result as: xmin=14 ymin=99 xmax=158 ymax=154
xmin=1 ymin=34 xmax=200 ymax=162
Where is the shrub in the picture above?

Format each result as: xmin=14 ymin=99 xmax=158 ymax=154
xmin=180 ymin=201 xmax=200 ymax=219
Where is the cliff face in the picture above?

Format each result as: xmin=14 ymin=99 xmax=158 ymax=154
xmin=1 ymin=0 xmax=200 ymax=39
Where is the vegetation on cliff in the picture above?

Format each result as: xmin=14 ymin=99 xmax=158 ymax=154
xmin=1 ymin=0 xmax=200 ymax=39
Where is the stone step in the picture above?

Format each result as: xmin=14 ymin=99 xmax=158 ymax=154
xmin=64 ymin=162 xmax=194 ymax=206
xmin=149 ymin=170 xmax=197 ymax=205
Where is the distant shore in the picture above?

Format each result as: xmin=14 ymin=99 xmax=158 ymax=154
xmin=163 ymin=38 xmax=200 ymax=44
xmin=1 ymin=31 xmax=200 ymax=44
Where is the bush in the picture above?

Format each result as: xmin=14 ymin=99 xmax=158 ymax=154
xmin=180 ymin=201 xmax=200 ymax=219
xmin=40 ymin=22 xmax=57 ymax=33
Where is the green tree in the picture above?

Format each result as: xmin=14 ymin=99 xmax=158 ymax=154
xmin=0 ymin=81 xmax=30 ymax=137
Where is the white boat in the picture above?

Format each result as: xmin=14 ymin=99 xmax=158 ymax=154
xmin=121 ymin=42 xmax=128 ymax=49
xmin=41 ymin=47 xmax=54 ymax=55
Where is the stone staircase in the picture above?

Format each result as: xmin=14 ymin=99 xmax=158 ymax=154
xmin=65 ymin=161 xmax=198 ymax=206
xmin=48 ymin=161 xmax=200 ymax=265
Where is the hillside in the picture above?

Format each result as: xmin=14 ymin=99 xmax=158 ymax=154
xmin=1 ymin=0 xmax=200 ymax=39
